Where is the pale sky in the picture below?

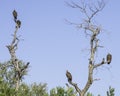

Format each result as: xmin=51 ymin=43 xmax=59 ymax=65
xmin=0 ymin=0 xmax=120 ymax=95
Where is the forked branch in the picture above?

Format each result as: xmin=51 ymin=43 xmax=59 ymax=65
xmin=65 ymin=0 xmax=112 ymax=96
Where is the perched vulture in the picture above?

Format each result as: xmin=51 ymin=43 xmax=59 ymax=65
xmin=12 ymin=10 xmax=17 ymax=21
xmin=16 ymin=20 xmax=21 ymax=28
xmin=106 ymin=53 xmax=112 ymax=64
xmin=66 ymin=70 xmax=72 ymax=82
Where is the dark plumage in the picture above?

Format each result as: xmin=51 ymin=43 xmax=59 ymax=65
xmin=66 ymin=70 xmax=72 ymax=82
xmin=106 ymin=53 xmax=112 ymax=64
xmin=16 ymin=20 xmax=21 ymax=28
xmin=13 ymin=10 xmax=17 ymax=21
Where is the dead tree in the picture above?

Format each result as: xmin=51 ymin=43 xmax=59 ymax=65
xmin=65 ymin=0 xmax=112 ymax=96
xmin=6 ymin=10 xmax=29 ymax=91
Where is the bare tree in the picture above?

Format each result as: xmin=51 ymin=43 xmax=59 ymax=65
xmin=6 ymin=10 xmax=29 ymax=91
xmin=65 ymin=0 xmax=112 ymax=96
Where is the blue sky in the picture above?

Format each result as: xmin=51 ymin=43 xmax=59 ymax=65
xmin=0 ymin=0 xmax=120 ymax=95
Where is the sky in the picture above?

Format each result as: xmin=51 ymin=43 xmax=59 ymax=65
xmin=0 ymin=0 xmax=120 ymax=95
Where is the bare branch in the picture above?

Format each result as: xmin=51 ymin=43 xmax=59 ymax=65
xmin=65 ymin=0 xmax=110 ymax=96
xmin=69 ymin=81 xmax=81 ymax=95
xmin=6 ymin=10 xmax=23 ymax=91
xmin=81 ymin=64 xmax=94 ymax=95
xmin=94 ymin=61 xmax=107 ymax=69
xmin=65 ymin=1 xmax=83 ymax=11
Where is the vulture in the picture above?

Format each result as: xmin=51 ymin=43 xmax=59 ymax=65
xmin=16 ymin=20 xmax=21 ymax=28
xmin=12 ymin=10 xmax=17 ymax=21
xmin=106 ymin=53 xmax=112 ymax=64
xmin=66 ymin=70 xmax=72 ymax=82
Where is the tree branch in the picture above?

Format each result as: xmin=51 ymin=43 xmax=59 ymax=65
xmin=68 ymin=79 xmax=82 ymax=96
xmin=6 ymin=10 xmax=22 ymax=91
xmin=65 ymin=1 xmax=107 ymax=96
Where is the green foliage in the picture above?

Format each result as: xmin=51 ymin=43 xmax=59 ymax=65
xmin=0 ymin=61 xmax=48 ymax=96
xmin=107 ymin=86 xmax=115 ymax=96
xmin=0 ymin=60 xmax=28 ymax=86
xmin=0 ymin=77 xmax=15 ymax=96
xmin=86 ymin=92 xmax=94 ymax=96
xmin=0 ymin=61 xmax=116 ymax=96
xmin=30 ymin=83 xmax=48 ymax=96
xmin=0 ymin=62 xmax=15 ymax=95
xmin=50 ymin=86 xmax=76 ymax=96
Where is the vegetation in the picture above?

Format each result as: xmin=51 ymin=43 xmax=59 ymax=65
xmin=0 ymin=0 xmax=113 ymax=95
xmin=65 ymin=0 xmax=112 ymax=96
xmin=107 ymin=86 xmax=115 ymax=96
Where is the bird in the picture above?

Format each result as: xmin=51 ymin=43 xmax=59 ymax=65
xmin=16 ymin=20 xmax=21 ymax=28
xmin=12 ymin=10 xmax=17 ymax=22
xmin=106 ymin=53 xmax=112 ymax=64
xmin=66 ymin=70 xmax=72 ymax=82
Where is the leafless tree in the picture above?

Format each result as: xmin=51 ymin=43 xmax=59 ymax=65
xmin=65 ymin=0 xmax=112 ymax=96
xmin=6 ymin=10 xmax=29 ymax=91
